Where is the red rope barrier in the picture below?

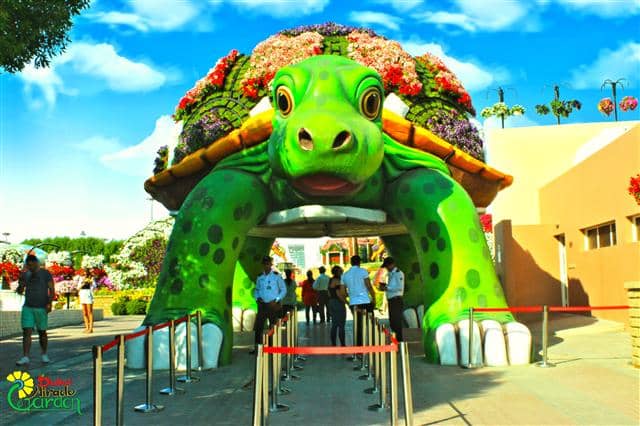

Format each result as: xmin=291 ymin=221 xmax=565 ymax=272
xmin=549 ymin=305 xmax=629 ymax=312
xmin=263 ymin=344 xmax=398 ymax=355
xmin=124 ymin=328 xmax=148 ymax=341
xmin=474 ymin=306 xmax=543 ymax=313
xmin=152 ymin=321 xmax=171 ymax=331
xmin=102 ymin=338 xmax=119 ymax=352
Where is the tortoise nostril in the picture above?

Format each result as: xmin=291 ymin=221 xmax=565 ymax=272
xmin=298 ymin=128 xmax=314 ymax=151
xmin=332 ymin=130 xmax=352 ymax=150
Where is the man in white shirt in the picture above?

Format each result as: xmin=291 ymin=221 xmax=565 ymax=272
xmin=312 ymin=266 xmax=331 ymax=323
xmin=379 ymin=257 xmax=405 ymax=341
xmin=253 ymin=256 xmax=287 ymax=351
xmin=342 ymin=255 xmax=375 ymax=346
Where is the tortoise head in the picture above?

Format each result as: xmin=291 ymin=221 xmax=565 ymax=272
xmin=267 ymin=55 xmax=385 ymax=198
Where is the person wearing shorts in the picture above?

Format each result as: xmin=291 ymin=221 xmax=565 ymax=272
xmin=77 ymin=269 xmax=96 ymax=333
xmin=16 ymin=254 xmax=55 ymax=365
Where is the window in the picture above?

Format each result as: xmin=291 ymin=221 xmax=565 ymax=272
xmin=584 ymin=222 xmax=616 ymax=250
xmin=631 ymin=215 xmax=640 ymax=242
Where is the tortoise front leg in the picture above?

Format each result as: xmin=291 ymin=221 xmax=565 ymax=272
xmin=144 ymin=168 xmax=271 ymax=366
xmin=385 ymin=168 xmax=531 ymax=366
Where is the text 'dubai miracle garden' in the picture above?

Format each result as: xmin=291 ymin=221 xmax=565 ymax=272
xmin=137 ymin=23 xmax=531 ymax=368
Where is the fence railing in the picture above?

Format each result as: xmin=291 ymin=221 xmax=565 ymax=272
xmin=468 ymin=304 xmax=630 ymax=368
xmin=92 ymin=312 xmax=203 ymax=426
xmin=252 ymin=308 xmax=415 ymax=426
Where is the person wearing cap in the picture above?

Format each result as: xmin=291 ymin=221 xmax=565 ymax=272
xmin=252 ymin=256 xmax=287 ymax=351
xmin=312 ymin=266 xmax=331 ymax=323
xmin=342 ymin=255 xmax=376 ymax=346
xmin=15 ymin=254 xmax=55 ymax=365
xmin=379 ymin=257 xmax=405 ymax=341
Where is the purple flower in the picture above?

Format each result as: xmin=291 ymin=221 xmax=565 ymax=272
xmin=279 ymin=22 xmax=379 ymax=37
xmin=426 ymin=111 xmax=484 ymax=161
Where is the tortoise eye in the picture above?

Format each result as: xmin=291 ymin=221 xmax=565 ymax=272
xmin=276 ymin=86 xmax=294 ymax=117
xmin=359 ymin=87 xmax=382 ymax=120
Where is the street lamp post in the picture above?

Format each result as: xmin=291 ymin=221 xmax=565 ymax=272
xmin=601 ymin=78 xmax=627 ymax=122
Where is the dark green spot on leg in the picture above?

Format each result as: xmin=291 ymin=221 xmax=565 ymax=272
xmin=232 ymin=237 xmax=239 ymax=250
xmin=420 ymin=237 xmax=429 ymax=252
xmin=213 ymin=249 xmax=226 ymax=264
xmin=199 ymin=243 xmax=210 ymax=256
xmin=430 ymin=262 xmax=439 ymax=279
xmin=208 ymin=225 xmax=223 ymax=244
xmin=170 ymin=279 xmax=183 ymax=294
xmin=436 ymin=238 xmax=446 ymax=251
xmin=427 ymin=221 xmax=440 ymax=239
xmin=466 ymin=269 xmax=481 ymax=289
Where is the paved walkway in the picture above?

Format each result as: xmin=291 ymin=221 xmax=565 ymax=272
xmin=0 ymin=313 xmax=637 ymax=425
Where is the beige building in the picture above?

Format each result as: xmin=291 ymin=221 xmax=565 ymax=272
xmin=487 ymin=121 xmax=640 ymax=325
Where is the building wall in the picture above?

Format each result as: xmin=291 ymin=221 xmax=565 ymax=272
xmin=487 ymin=121 xmax=638 ymax=226
xmin=538 ymin=126 xmax=640 ymax=323
xmin=489 ymin=122 xmax=640 ymax=325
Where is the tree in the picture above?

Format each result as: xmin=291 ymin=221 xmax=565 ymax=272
xmin=0 ymin=0 xmax=91 ymax=73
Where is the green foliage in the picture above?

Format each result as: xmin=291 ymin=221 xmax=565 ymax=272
xmin=111 ymin=300 xmax=128 ymax=315
xmin=21 ymin=236 xmax=123 ymax=267
xmin=0 ymin=0 xmax=91 ymax=73
xmin=125 ymin=298 xmax=148 ymax=315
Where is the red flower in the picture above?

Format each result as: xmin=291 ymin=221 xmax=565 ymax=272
xmin=629 ymin=174 xmax=640 ymax=205
xmin=178 ymin=95 xmax=195 ymax=110
xmin=480 ymin=214 xmax=493 ymax=233
xmin=0 ymin=262 xmax=21 ymax=282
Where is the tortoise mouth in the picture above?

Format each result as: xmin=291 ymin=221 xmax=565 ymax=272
xmin=291 ymin=174 xmax=359 ymax=196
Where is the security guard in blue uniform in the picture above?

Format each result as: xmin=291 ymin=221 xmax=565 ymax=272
xmin=379 ymin=257 xmax=405 ymax=341
xmin=253 ymin=256 xmax=287 ymax=350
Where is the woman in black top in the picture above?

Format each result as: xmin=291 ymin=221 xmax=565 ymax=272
xmin=328 ymin=265 xmax=347 ymax=346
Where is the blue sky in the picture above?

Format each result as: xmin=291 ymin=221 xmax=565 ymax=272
xmin=1 ymin=0 xmax=639 ymax=243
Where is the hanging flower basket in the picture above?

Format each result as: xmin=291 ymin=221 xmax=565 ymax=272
xmin=629 ymin=174 xmax=640 ymax=206
xmin=597 ymin=98 xmax=614 ymax=116
xmin=619 ymin=96 xmax=638 ymax=112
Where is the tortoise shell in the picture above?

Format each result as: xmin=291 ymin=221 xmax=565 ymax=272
xmin=146 ymin=23 xmax=512 ymax=211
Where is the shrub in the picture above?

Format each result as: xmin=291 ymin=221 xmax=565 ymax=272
xmin=111 ymin=301 xmax=127 ymax=315
xmin=125 ymin=298 xmax=148 ymax=315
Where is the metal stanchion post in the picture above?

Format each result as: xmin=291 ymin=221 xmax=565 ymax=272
xmin=355 ymin=310 xmax=368 ymax=371
xmin=282 ymin=317 xmax=300 ymax=381
xmin=537 ymin=305 xmax=555 ymax=368
xmin=196 ymin=311 xmax=205 ymax=371
xmin=93 ymin=345 xmax=103 ymax=426
xmin=116 ymin=335 xmax=125 ymax=426
xmin=276 ymin=320 xmax=291 ymax=394
xmin=350 ymin=308 xmax=359 ymax=362
xmin=161 ymin=320 xmax=184 ymax=395
xmin=369 ymin=326 xmax=388 ymax=412
xmin=400 ymin=342 xmax=414 ymax=426
xmin=293 ymin=311 xmax=306 ymax=364
xmin=269 ymin=323 xmax=289 ymax=413
xmin=365 ymin=321 xmax=380 ymax=393
xmin=178 ymin=315 xmax=200 ymax=383
xmin=389 ymin=332 xmax=399 ymax=426
xmin=464 ymin=307 xmax=479 ymax=369
xmin=252 ymin=345 xmax=264 ymax=426
xmin=262 ymin=332 xmax=269 ymax=424
xmin=134 ymin=327 xmax=164 ymax=412
xmin=361 ymin=313 xmax=374 ymax=379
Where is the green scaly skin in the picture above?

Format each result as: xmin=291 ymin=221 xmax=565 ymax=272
xmin=144 ymin=56 xmax=513 ymax=365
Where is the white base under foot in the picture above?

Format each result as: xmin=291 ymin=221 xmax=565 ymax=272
xmin=126 ymin=322 xmax=223 ymax=370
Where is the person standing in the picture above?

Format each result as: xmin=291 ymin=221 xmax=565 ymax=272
xmin=342 ymin=255 xmax=375 ymax=346
xmin=15 ymin=255 xmax=55 ymax=365
xmin=328 ymin=266 xmax=347 ymax=346
xmin=252 ymin=256 xmax=286 ymax=352
xmin=312 ymin=266 xmax=331 ymax=323
xmin=282 ymin=269 xmax=298 ymax=319
xmin=76 ymin=269 xmax=96 ymax=333
xmin=300 ymin=270 xmax=319 ymax=324
xmin=379 ymin=257 xmax=405 ymax=341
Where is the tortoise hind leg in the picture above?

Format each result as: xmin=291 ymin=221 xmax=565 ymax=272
xmin=143 ymin=168 xmax=271 ymax=366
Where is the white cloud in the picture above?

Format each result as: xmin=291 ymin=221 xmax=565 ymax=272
xmin=571 ymin=42 xmax=640 ymax=89
xmin=18 ymin=42 xmax=170 ymax=108
xmin=74 ymin=136 xmax=123 ymax=155
xmin=90 ymin=0 xmax=200 ymax=31
xmin=416 ymin=0 xmax=537 ymax=32
xmin=349 ymin=11 xmax=403 ymax=31
xmin=553 ymin=0 xmax=640 ymax=18
xmin=100 ymin=116 xmax=182 ymax=177
xmin=400 ymin=40 xmax=509 ymax=92
xmin=372 ymin=0 xmax=424 ymax=12
xmin=226 ymin=0 xmax=329 ymax=17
